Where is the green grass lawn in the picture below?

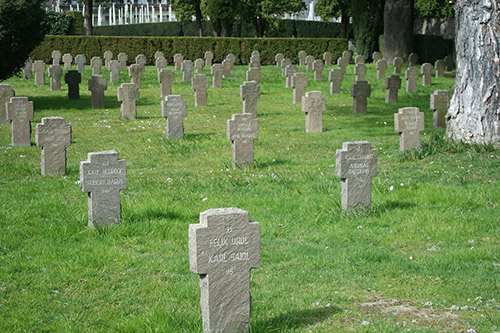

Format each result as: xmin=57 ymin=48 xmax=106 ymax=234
xmin=0 ymin=61 xmax=499 ymax=332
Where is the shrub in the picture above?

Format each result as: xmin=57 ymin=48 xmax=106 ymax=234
xmin=66 ymin=11 xmax=85 ymax=35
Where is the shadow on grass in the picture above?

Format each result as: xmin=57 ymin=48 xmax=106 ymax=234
xmin=252 ymin=306 xmax=342 ymax=332
xmin=254 ymin=158 xmax=291 ymax=168
xmin=31 ymin=95 xmax=91 ymax=111
xmin=372 ymin=200 xmax=417 ymax=215
xmin=183 ymin=132 xmax=218 ymax=141
xmin=125 ymin=207 xmax=183 ymax=223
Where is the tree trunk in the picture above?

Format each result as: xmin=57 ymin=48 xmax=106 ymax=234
xmin=446 ymin=0 xmax=500 ymax=144
xmin=195 ymin=3 xmax=203 ymax=37
xmin=341 ymin=12 xmax=350 ymax=39
xmin=84 ymin=0 xmax=93 ymax=36
xmin=383 ymin=0 xmax=414 ymax=63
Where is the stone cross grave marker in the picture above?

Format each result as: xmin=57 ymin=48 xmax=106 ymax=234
xmin=64 ymin=70 xmax=81 ymax=100
xmin=394 ymin=107 xmax=425 ymax=151
xmin=0 ymin=84 xmax=15 ymax=124
xmin=444 ymin=54 xmax=454 ymax=71
xmin=405 ymin=67 xmax=419 ymax=93
xmin=430 ymin=90 xmax=450 ymax=128
xmin=62 ymin=53 xmax=72 ymax=69
xmin=372 ymin=52 xmax=382 ymax=62
xmin=408 ymin=53 xmax=418 ymax=66
xmin=227 ymin=113 xmax=259 ymax=168
xmin=154 ymin=51 xmax=164 ymax=59
xmin=6 ymin=97 xmax=33 ymax=146
xmin=24 ymin=58 xmax=32 ymax=79
xmin=313 ymin=59 xmax=324 ymax=80
xmin=52 ymin=50 xmax=61 ymax=65
xmin=118 ymin=53 xmax=128 ymax=70
xmin=249 ymin=55 xmax=260 ymax=68
xmin=251 ymin=50 xmax=260 ymax=57
xmin=91 ymin=56 xmax=102 ymax=75
xmin=34 ymin=60 xmax=45 ymax=85
xmin=88 ymin=75 xmax=107 ymax=109
xmin=48 ymin=65 xmax=63 ymax=91
xmin=302 ymin=91 xmax=325 ymax=133
xmin=194 ymin=58 xmax=204 ymax=74
xmin=117 ymin=83 xmax=139 ymax=119
xmin=226 ymin=54 xmax=236 ymax=64
xmin=376 ymin=59 xmax=387 ymax=80
xmin=329 ymin=68 xmax=343 ymax=95
xmin=35 ymin=117 xmax=71 ymax=176
xmin=109 ymin=60 xmax=120 ymax=83
xmin=435 ymin=59 xmax=445 ymax=78
xmin=285 ymin=65 xmax=298 ymax=88
xmin=135 ymin=54 xmax=147 ymax=67
xmin=75 ymin=54 xmax=86 ymax=73
xmin=421 ymin=63 xmax=433 ymax=86
xmin=189 ymin=208 xmax=260 ymax=333
xmin=306 ymin=55 xmax=315 ymax=71
xmin=298 ymin=50 xmax=307 ymax=66
xmin=174 ymin=53 xmax=184 ymax=70
xmin=354 ymin=63 xmax=366 ymax=81
xmin=355 ymin=55 xmax=365 ymax=64
xmin=342 ymin=50 xmax=352 ymax=64
xmin=204 ymin=51 xmax=214 ymax=67
xmin=222 ymin=59 xmax=232 ymax=78
xmin=104 ymin=50 xmax=113 ymax=68
xmin=192 ymin=74 xmax=209 ymax=107
xmin=182 ymin=60 xmax=194 ymax=82
xmin=156 ymin=56 xmax=167 ymax=77
xmin=159 ymin=68 xmax=174 ymax=97
xmin=275 ymin=53 xmax=284 ymax=67
xmin=323 ymin=52 xmax=332 ymax=66
xmin=129 ymin=64 xmax=144 ymax=88
xmin=281 ymin=59 xmax=291 ymax=76
xmin=161 ymin=95 xmax=187 ymax=139
xmin=337 ymin=56 xmax=349 ymax=76
xmin=291 ymin=72 xmax=308 ymax=104
xmin=351 ymin=80 xmax=371 ymax=114
xmin=240 ymin=81 xmax=260 ymax=117
xmin=246 ymin=67 xmax=261 ymax=83
xmin=211 ymin=64 xmax=224 ymax=88
xmin=385 ymin=75 xmax=402 ymax=103
xmin=80 ymin=151 xmax=127 ymax=228
xmin=335 ymin=141 xmax=377 ymax=210
xmin=393 ymin=56 xmax=404 ymax=74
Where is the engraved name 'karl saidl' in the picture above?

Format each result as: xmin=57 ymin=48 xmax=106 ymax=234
xmin=208 ymin=236 xmax=251 ymax=263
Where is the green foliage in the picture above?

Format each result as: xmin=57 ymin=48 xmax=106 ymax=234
xmin=170 ymin=0 xmax=201 ymax=22
xmin=31 ymin=35 xmax=346 ymax=65
xmin=0 ymin=0 xmax=46 ymax=80
xmin=415 ymin=0 xmax=455 ymax=18
xmin=66 ymin=11 xmax=85 ymax=35
xmin=351 ymin=0 xmax=384 ymax=61
xmin=201 ymin=0 xmax=239 ymax=36
xmin=41 ymin=10 xmax=72 ymax=35
xmin=315 ymin=0 xmax=350 ymax=21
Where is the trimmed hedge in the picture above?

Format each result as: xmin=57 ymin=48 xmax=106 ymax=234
xmin=31 ymin=35 xmax=347 ymax=65
xmin=414 ymin=34 xmax=454 ymax=63
xmin=66 ymin=11 xmax=85 ymax=35
xmin=93 ymin=19 xmax=345 ymax=38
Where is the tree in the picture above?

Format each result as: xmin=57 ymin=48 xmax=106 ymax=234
xmin=446 ymin=0 xmax=500 ymax=144
xmin=351 ymin=0 xmax=384 ymax=61
xmin=171 ymin=0 xmax=203 ymax=37
xmin=315 ymin=0 xmax=351 ymax=39
xmin=201 ymin=0 xmax=239 ymax=37
xmin=83 ymin=0 xmax=92 ymax=35
xmin=0 ymin=0 xmax=46 ymax=80
xmin=414 ymin=0 xmax=454 ymax=18
xmin=384 ymin=0 xmax=414 ymax=63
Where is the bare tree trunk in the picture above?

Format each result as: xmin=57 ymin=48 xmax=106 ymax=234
xmin=195 ymin=3 xmax=203 ymax=37
xmin=341 ymin=12 xmax=350 ymax=39
xmin=384 ymin=0 xmax=414 ymax=63
xmin=446 ymin=0 xmax=500 ymax=144
xmin=84 ymin=0 xmax=93 ymax=36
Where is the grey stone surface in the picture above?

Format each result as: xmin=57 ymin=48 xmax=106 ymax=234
xmin=323 ymin=52 xmax=332 ymax=66
xmin=6 ymin=97 xmax=33 ymax=146
xmin=135 ymin=54 xmax=147 ymax=67
xmin=306 ymin=55 xmax=315 ymax=71
xmin=342 ymin=50 xmax=352 ymax=64
xmin=227 ymin=114 xmax=259 ymax=168
xmin=435 ymin=59 xmax=445 ymax=78
xmin=204 ymin=51 xmax=214 ymax=67
xmin=313 ymin=59 xmax=324 ymax=80
xmin=222 ymin=59 xmax=232 ymax=78
xmin=64 ymin=70 xmax=81 ymax=100
xmin=23 ymin=58 xmax=32 ymax=79
xmin=117 ymin=83 xmax=139 ymax=119
xmin=393 ymin=57 xmax=404 ymax=74
xmin=249 ymin=55 xmax=260 ymax=68
xmin=75 ymin=54 xmax=86 ymax=73
xmin=192 ymin=74 xmax=209 ymax=107
xmin=302 ymin=91 xmax=325 ymax=133
xmin=211 ymin=64 xmax=224 ymax=88
xmin=251 ymin=50 xmax=260 ymax=58
xmin=372 ymin=52 xmax=382 ymax=62
xmin=0 ymin=84 xmax=15 ymax=124
xmin=34 ymin=60 xmax=45 ymax=85
xmin=159 ymin=68 xmax=174 ymax=97
xmin=35 ymin=117 xmax=71 ymax=176
xmin=385 ymin=75 xmax=402 ymax=103
xmin=80 ymin=151 xmax=127 ymax=228
xmin=284 ymin=65 xmax=298 ymax=88
xmin=154 ymin=51 xmax=164 ymax=59
xmin=129 ymin=64 xmax=144 ymax=88
xmin=351 ymin=80 xmax=371 ymax=114
xmin=174 ymin=53 xmax=184 ymax=70
xmin=162 ymin=95 xmax=187 ymax=139
xmin=156 ymin=56 xmax=168 ymax=77
xmin=62 ymin=53 xmax=72 ymax=69
xmin=91 ymin=56 xmax=102 ymax=76
xmin=291 ymin=72 xmax=308 ymax=104
xmin=394 ymin=107 xmax=425 ymax=151
xmin=48 ymin=65 xmax=62 ymax=91
xmin=51 ymin=50 xmax=61 ymax=65
xmin=408 ymin=53 xmax=418 ymax=66
xmin=246 ymin=67 xmax=261 ymax=83
xmin=354 ymin=63 xmax=366 ymax=81
xmin=329 ymin=68 xmax=343 ymax=95
xmin=281 ymin=59 xmax=291 ymax=76
xmin=182 ymin=60 xmax=194 ymax=82
xmin=421 ymin=63 xmax=433 ymax=86
xmin=189 ymin=208 xmax=260 ymax=333
xmin=405 ymin=67 xmax=419 ymax=93
xmin=240 ymin=81 xmax=260 ymax=117
xmin=337 ymin=56 xmax=349 ymax=76
xmin=275 ymin=53 xmax=284 ymax=67
xmin=376 ymin=59 xmax=387 ymax=80
xmin=355 ymin=55 xmax=365 ymax=64
xmin=118 ymin=53 xmax=128 ymax=70
xmin=194 ymin=58 xmax=205 ymax=74
xmin=430 ymin=90 xmax=450 ymax=128
xmin=298 ymin=50 xmax=307 ymax=66
xmin=226 ymin=54 xmax=236 ymax=63
xmin=88 ymin=75 xmax=107 ymax=109
xmin=444 ymin=54 xmax=454 ymax=71
xmin=104 ymin=51 xmax=113 ymax=68
xmin=335 ymin=141 xmax=377 ymax=210
xmin=109 ymin=60 xmax=120 ymax=83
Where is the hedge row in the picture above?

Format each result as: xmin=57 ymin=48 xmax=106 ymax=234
xmin=378 ymin=34 xmax=454 ymax=64
xmin=31 ymin=36 xmax=347 ymax=66
xmin=93 ymin=19 xmax=345 ymax=38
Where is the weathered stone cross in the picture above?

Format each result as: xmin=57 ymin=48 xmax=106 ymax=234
xmin=227 ymin=113 xmax=259 ymax=168
xmin=35 ymin=117 xmax=71 ymax=175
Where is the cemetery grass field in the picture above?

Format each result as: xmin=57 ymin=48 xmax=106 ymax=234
xmin=0 ymin=62 xmax=499 ymax=332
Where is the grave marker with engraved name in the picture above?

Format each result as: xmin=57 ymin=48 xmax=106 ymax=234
xmin=6 ymin=97 xmax=33 ymax=146
xmin=227 ymin=114 xmax=259 ymax=168
xmin=162 ymin=95 xmax=187 ymax=139
xmin=302 ymin=91 xmax=325 ymax=133
xmin=35 ymin=117 xmax=71 ymax=175
xmin=394 ymin=107 xmax=425 ymax=151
